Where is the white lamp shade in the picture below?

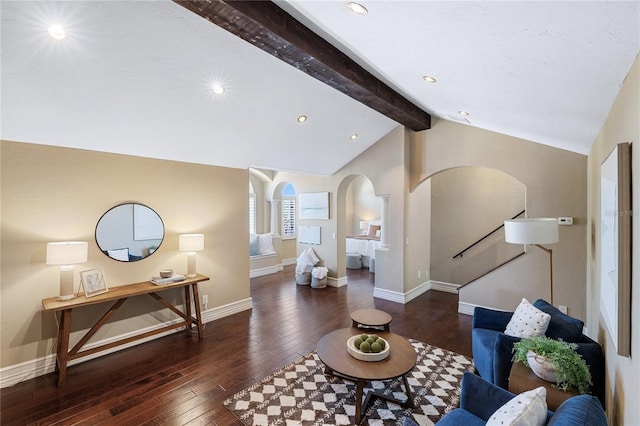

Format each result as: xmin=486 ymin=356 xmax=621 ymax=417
xmin=504 ymin=218 xmax=559 ymax=245
xmin=359 ymin=221 xmax=369 ymax=230
xmin=179 ymin=234 xmax=204 ymax=252
xmin=46 ymin=242 xmax=88 ymax=265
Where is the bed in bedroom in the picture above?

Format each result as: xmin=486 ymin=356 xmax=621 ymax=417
xmin=346 ymin=220 xmax=381 ymax=264
xmin=346 ymin=235 xmax=381 ymax=261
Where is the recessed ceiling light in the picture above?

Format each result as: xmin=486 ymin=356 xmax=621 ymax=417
xmin=349 ymin=134 xmax=358 ymax=140
xmin=458 ymin=110 xmax=470 ymax=116
xmin=297 ymin=115 xmax=307 ymax=123
xmin=422 ymin=75 xmax=436 ymax=83
xmin=48 ymin=24 xmax=66 ymax=40
xmin=347 ymin=2 xmax=368 ymax=15
xmin=212 ymin=84 xmax=225 ymax=95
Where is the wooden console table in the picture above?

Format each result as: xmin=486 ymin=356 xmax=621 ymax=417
xmin=42 ymin=274 xmax=209 ymax=387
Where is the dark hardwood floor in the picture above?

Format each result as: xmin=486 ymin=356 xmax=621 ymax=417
xmin=1 ymin=266 xmax=472 ymax=425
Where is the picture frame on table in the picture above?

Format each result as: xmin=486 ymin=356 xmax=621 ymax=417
xmin=80 ymin=268 xmax=108 ymax=298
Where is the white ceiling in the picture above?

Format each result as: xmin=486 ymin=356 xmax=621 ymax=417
xmin=2 ymin=1 xmax=639 ymax=176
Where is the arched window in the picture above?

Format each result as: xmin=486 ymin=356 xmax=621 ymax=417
xmin=282 ymin=183 xmax=296 ymax=238
xmin=249 ymin=181 xmax=256 ymax=234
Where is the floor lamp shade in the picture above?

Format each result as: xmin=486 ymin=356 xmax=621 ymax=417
xmin=504 ymin=218 xmax=559 ymax=304
xmin=179 ymin=234 xmax=204 ymax=277
xmin=46 ymin=241 xmax=88 ymax=300
xmin=504 ymin=218 xmax=559 ymax=244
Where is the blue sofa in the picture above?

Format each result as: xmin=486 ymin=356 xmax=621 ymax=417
xmin=471 ymin=299 xmax=605 ymax=406
xmin=402 ymin=372 xmax=606 ymax=426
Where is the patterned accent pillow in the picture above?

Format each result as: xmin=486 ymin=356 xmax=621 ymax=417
xmin=487 ymin=386 xmax=547 ymax=426
xmin=504 ymin=298 xmax=551 ymax=338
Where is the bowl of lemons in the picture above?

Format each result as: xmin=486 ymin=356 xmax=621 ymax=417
xmin=347 ymin=333 xmax=390 ymax=361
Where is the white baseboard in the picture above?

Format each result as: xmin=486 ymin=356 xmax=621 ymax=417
xmin=373 ymin=286 xmax=407 ymax=304
xmin=428 ymin=280 xmax=460 ymax=294
xmin=0 ymin=297 xmax=253 ymax=388
xmin=373 ymin=280 xmax=460 ymax=304
xmin=457 ymin=300 xmax=509 ymax=316
xmin=329 ymin=276 xmax=348 ymax=287
xmin=250 ymin=264 xmax=283 ymax=278
xmin=282 ymin=258 xmax=296 ymax=266
xmin=458 ymin=301 xmax=477 ymax=316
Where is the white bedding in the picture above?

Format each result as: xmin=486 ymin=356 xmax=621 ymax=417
xmin=346 ymin=237 xmax=380 ymax=259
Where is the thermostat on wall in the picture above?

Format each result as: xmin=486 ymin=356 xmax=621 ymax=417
xmin=558 ymin=217 xmax=573 ymax=225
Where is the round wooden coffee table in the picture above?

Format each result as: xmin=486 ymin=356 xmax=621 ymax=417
xmin=350 ymin=308 xmax=392 ymax=331
xmin=316 ymin=327 xmax=417 ymax=423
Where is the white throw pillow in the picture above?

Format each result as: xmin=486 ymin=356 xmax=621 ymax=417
xmin=258 ymin=233 xmax=274 ymax=254
xmin=487 ymin=387 xmax=547 ymax=426
xmin=504 ymin=298 xmax=551 ymax=338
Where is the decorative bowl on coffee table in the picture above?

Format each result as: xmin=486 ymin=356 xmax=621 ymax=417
xmin=346 ymin=335 xmax=390 ymax=361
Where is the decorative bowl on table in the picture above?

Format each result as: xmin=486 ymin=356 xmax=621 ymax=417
xmin=347 ymin=334 xmax=390 ymax=361
xmin=159 ymin=269 xmax=174 ymax=278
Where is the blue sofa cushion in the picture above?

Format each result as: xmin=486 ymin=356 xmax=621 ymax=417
xmin=433 ymin=409 xmax=487 ymax=426
xmin=547 ymin=395 xmax=607 ymax=426
xmin=533 ymin=299 xmax=584 ymax=342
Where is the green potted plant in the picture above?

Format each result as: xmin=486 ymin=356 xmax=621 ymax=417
xmin=512 ymin=336 xmax=592 ymax=394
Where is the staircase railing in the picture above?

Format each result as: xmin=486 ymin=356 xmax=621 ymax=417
xmin=452 ymin=209 xmax=525 ymax=259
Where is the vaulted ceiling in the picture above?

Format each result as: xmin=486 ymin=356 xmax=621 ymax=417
xmin=2 ymin=1 xmax=638 ymax=176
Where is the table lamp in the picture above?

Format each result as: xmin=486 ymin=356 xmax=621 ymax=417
xmin=504 ymin=218 xmax=559 ymax=304
xmin=179 ymin=234 xmax=204 ymax=278
xmin=46 ymin=241 xmax=89 ymax=300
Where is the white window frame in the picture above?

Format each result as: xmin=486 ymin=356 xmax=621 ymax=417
xmin=249 ymin=182 xmax=256 ymax=234
xmin=282 ymin=196 xmax=296 ymax=239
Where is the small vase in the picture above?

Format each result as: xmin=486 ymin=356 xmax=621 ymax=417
xmin=526 ymin=350 xmax=558 ymax=383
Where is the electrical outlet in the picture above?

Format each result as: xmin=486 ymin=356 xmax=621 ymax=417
xmin=202 ymin=294 xmax=208 ymax=307
xmin=417 ymin=270 xmax=421 ymax=279
xmin=558 ymin=305 xmax=568 ymax=314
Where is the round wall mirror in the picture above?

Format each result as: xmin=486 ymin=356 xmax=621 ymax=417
xmin=95 ymin=203 xmax=164 ymax=262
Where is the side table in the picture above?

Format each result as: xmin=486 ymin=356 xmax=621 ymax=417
xmin=508 ymin=362 xmax=579 ymax=410
xmin=350 ymin=309 xmax=392 ymax=332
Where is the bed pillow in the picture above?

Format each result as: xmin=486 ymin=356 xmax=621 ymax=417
xmin=107 ymin=248 xmax=129 ymax=262
xmin=487 ymin=386 xmax=547 ymax=426
xmin=368 ymin=224 xmax=381 ymax=237
xmin=250 ymin=234 xmax=260 ymax=256
xmin=258 ymin=233 xmax=274 ymax=254
xmin=504 ymin=298 xmax=551 ymax=338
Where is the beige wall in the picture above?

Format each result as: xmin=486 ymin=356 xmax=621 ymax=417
xmin=412 ymin=120 xmax=588 ymax=319
xmin=587 ymin=54 xmax=639 ymax=425
xmin=266 ymin=126 xmax=408 ymax=294
xmin=1 ymin=141 xmax=250 ymax=369
xmin=430 ymin=167 xmax=525 ymax=284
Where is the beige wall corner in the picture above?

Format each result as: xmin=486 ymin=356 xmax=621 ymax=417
xmin=412 ymin=120 xmax=588 ymax=318
xmin=587 ymin=53 xmax=639 ymax=425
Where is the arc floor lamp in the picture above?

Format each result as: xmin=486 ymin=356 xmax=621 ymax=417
xmin=504 ymin=218 xmax=559 ymax=305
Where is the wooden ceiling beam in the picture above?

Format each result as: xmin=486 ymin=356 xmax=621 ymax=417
xmin=174 ymin=0 xmax=431 ymax=131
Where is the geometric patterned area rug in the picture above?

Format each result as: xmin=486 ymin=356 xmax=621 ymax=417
xmin=223 ymin=339 xmax=474 ymax=426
